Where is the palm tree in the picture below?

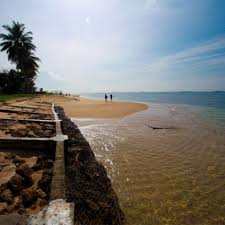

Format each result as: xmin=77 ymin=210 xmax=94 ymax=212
xmin=0 ymin=21 xmax=40 ymax=92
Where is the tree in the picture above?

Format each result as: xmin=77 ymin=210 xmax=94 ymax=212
xmin=0 ymin=69 xmax=25 ymax=94
xmin=0 ymin=21 xmax=40 ymax=92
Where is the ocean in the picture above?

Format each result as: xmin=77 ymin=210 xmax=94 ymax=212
xmin=82 ymin=91 xmax=225 ymax=110
xmin=73 ymin=92 xmax=225 ymax=225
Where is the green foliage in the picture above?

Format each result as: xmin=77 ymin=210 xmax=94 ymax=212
xmin=0 ymin=21 xmax=40 ymax=93
xmin=0 ymin=93 xmax=37 ymax=102
xmin=0 ymin=69 xmax=36 ymax=94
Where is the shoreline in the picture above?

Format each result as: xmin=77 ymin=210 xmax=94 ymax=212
xmin=36 ymin=95 xmax=149 ymax=119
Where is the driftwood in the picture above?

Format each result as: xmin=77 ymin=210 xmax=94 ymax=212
xmin=145 ymin=124 xmax=177 ymax=130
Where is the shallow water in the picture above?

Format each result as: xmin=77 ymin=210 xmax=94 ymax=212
xmin=72 ymin=103 xmax=225 ymax=225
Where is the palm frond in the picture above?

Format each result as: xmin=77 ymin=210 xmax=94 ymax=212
xmin=24 ymin=31 xmax=33 ymax=36
xmin=0 ymin=33 xmax=12 ymax=40
xmin=0 ymin=41 xmax=12 ymax=51
xmin=2 ymin=25 xmax=13 ymax=33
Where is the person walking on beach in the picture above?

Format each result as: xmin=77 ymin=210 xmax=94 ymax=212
xmin=110 ymin=94 xmax=113 ymax=102
xmin=105 ymin=94 xmax=108 ymax=103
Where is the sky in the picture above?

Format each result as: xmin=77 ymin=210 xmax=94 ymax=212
xmin=0 ymin=0 xmax=225 ymax=93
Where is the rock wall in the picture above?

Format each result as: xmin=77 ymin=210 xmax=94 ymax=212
xmin=55 ymin=106 xmax=125 ymax=225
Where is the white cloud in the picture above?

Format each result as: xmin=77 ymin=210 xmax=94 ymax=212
xmin=48 ymin=71 xmax=66 ymax=81
xmin=142 ymin=36 xmax=225 ymax=73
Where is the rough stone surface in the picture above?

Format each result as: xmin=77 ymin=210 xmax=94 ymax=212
xmin=7 ymin=196 xmax=24 ymax=213
xmin=8 ymin=174 xmax=24 ymax=194
xmin=38 ymin=158 xmax=54 ymax=170
xmin=0 ymin=202 xmax=8 ymax=214
xmin=28 ymin=199 xmax=74 ymax=225
xmin=32 ymin=157 xmax=54 ymax=171
xmin=38 ymin=169 xmax=52 ymax=195
xmin=4 ymin=153 xmax=16 ymax=160
xmin=37 ymin=189 xmax=47 ymax=199
xmin=0 ymin=119 xmax=56 ymax=138
xmin=27 ymin=131 xmax=38 ymax=138
xmin=11 ymin=128 xmax=27 ymax=137
xmin=0 ymin=189 xmax=14 ymax=204
xmin=37 ymin=198 xmax=48 ymax=207
xmin=21 ymin=187 xmax=38 ymax=207
xmin=16 ymin=164 xmax=33 ymax=187
xmin=12 ymin=156 xmax=25 ymax=165
xmin=0 ymin=152 xmax=54 ymax=215
xmin=0 ymin=164 xmax=16 ymax=193
xmin=16 ymin=164 xmax=33 ymax=176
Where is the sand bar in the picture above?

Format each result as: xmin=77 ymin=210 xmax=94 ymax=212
xmin=35 ymin=95 xmax=148 ymax=119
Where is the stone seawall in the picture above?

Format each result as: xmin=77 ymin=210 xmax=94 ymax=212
xmin=55 ymin=106 xmax=125 ymax=225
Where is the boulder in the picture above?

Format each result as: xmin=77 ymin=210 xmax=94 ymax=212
xmin=43 ymin=130 xmax=54 ymax=137
xmin=33 ymin=158 xmax=54 ymax=171
xmin=39 ymin=159 xmax=54 ymax=169
xmin=16 ymin=164 xmax=33 ymax=177
xmin=27 ymin=130 xmax=38 ymax=138
xmin=38 ymin=169 xmax=52 ymax=194
xmin=8 ymin=174 xmax=24 ymax=194
xmin=36 ymin=189 xmax=47 ymax=199
xmin=44 ymin=124 xmax=54 ymax=130
xmin=31 ymin=170 xmax=43 ymax=188
xmin=23 ymin=176 xmax=33 ymax=188
xmin=7 ymin=196 xmax=23 ymax=213
xmin=16 ymin=164 xmax=33 ymax=187
xmin=21 ymin=187 xmax=38 ymax=207
xmin=0 ymin=164 xmax=16 ymax=193
xmin=0 ymin=189 xmax=14 ymax=204
xmin=31 ymin=126 xmax=44 ymax=137
xmin=4 ymin=152 xmax=16 ymax=160
xmin=11 ymin=128 xmax=28 ymax=137
xmin=12 ymin=196 xmax=23 ymax=210
xmin=12 ymin=156 xmax=25 ymax=166
xmin=23 ymin=156 xmax=38 ymax=169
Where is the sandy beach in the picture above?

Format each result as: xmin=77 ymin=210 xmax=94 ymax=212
xmin=36 ymin=95 xmax=148 ymax=118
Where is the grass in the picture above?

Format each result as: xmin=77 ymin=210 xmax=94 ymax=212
xmin=0 ymin=93 xmax=39 ymax=102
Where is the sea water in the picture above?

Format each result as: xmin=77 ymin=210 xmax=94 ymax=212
xmin=73 ymin=92 xmax=225 ymax=225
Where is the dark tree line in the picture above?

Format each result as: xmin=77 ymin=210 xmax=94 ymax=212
xmin=0 ymin=21 xmax=40 ymax=93
xmin=0 ymin=70 xmax=35 ymax=94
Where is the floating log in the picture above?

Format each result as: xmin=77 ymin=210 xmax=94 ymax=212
xmin=145 ymin=124 xmax=177 ymax=130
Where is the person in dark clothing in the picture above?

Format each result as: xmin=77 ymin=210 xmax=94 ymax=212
xmin=105 ymin=94 xmax=108 ymax=103
xmin=110 ymin=94 xmax=113 ymax=102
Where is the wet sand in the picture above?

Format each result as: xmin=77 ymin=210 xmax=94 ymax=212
xmin=36 ymin=95 xmax=148 ymax=118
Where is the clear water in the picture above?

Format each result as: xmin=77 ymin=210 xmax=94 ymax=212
xmin=73 ymin=92 xmax=225 ymax=225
